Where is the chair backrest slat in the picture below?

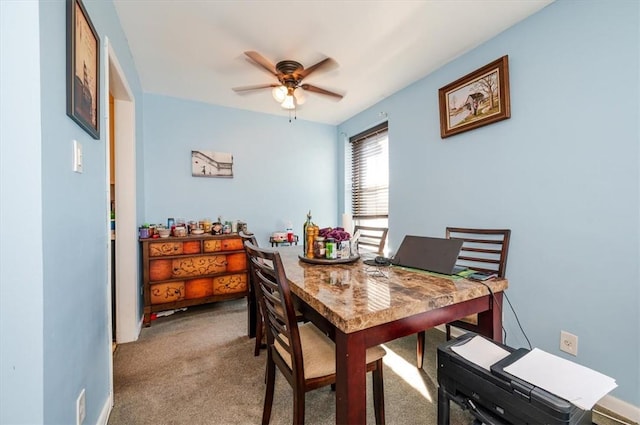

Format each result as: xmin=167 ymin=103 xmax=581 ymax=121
xmin=446 ymin=227 xmax=511 ymax=277
xmin=353 ymin=225 xmax=389 ymax=255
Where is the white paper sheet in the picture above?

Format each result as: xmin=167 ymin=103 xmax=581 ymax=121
xmin=503 ymin=348 xmax=617 ymax=410
xmin=451 ymin=335 xmax=511 ymax=371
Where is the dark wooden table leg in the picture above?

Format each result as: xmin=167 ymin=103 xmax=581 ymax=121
xmin=335 ymin=329 xmax=367 ymax=424
xmin=416 ymin=331 xmax=425 ymax=369
xmin=476 ymin=292 xmax=503 ymax=343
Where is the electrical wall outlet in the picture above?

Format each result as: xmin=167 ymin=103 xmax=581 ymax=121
xmin=560 ymin=330 xmax=578 ymax=356
xmin=76 ymin=388 xmax=86 ymax=425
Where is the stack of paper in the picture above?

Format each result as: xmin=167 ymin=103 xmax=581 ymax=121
xmin=451 ymin=335 xmax=511 ymax=371
xmin=503 ymin=348 xmax=617 ymax=410
xmin=450 ymin=336 xmax=618 ymax=411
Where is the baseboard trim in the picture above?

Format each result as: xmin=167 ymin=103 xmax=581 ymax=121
xmin=96 ymin=392 xmax=113 ymax=425
xmin=596 ymin=395 xmax=640 ymax=424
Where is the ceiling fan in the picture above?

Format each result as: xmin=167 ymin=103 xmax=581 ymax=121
xmin=232 ymin=51 xmax=343 ymax=110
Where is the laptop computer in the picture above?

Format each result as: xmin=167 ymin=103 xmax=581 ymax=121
xmin=390 ymin=235 xmax=464 ymax=275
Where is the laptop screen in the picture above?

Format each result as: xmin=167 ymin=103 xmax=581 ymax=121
xmin=391 ymin=235 xmax=463 ymax=275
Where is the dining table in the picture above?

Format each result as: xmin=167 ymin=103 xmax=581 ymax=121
xmin=276 ymin=245 xmax=509 ymax=425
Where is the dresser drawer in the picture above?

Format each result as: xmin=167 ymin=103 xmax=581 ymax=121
xmin=171 ymin=255 xmax=227 ymax=277
xmin=149 ymin=242 xmax=183 ymax=256
xmin=203 ymin=239 xmax=223 ymax=252
xmin=149 ymin=259 xmax=172 ymax=281
xmin=182 ymin=240 xmax=201 ymax=254
xmin=203 ymin=237 xmax=243 ymax=252
xmin=213 ymin=274 xmax=247 ymax=294
xmin=184 ymin=278 xmax=214 ymax=299
xmin=221 ymin=237 xmax=243 ymax=251
xmin=150 ymin=281 xmax=185 ymax=304
xmin=225 ymin=253 xmax=247 ymax=272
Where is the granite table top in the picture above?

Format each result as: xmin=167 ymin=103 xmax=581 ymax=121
xmin=277 ymin=246 xmax=509 ymax=334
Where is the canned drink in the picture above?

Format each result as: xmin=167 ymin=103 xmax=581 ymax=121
xmin=325 ymin=238 xmax=337 ymax=259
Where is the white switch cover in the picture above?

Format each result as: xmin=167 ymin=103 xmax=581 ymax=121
xmin=73 ymin=140 xmax=83 ymax=173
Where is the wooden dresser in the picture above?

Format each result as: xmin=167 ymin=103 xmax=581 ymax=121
xmin=140 ymin=234 xmax=248 ymax=326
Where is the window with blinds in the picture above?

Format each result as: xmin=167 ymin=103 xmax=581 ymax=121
xmin=350 ymin=122 xmax=388 ymax=222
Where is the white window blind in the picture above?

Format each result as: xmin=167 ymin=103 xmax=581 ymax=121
xmin=350 ymin=122 xmax=388 ymax=220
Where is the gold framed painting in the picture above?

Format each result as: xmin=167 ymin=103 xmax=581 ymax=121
xmin=66 ymin=0 xmax=100 ymax=139
xmin=439 ymin=56 xmax=510 ymax=139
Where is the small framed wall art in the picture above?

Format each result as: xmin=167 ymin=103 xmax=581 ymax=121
xmin=191 ymin=150 xmax=234 ymax=178
xmin=66 ymin=0 xmax=100 ymax=139
xmin=439 ymin=55 xmax=510 ymax=139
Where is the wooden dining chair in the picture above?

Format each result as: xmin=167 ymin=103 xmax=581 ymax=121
xmin=415 ymin=227 xmax=511 ymax=368
xmin=444 ymin=227 xmax=511 ymax=339
xmin=353 ymin=225 xmax=389 ymax=255
xmin=245 ymin=241 xmax=386 ymax=425
xmin=239 ymin=231 xmax=264 ymax=356
xmin=241 ymin=231 xmax=306 ymax=357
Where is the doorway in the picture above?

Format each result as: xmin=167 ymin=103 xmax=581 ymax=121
xmin=105 ymin=38 xmax=138 ymax=348
xmin=109 ymin=93 xmax=116 ymax=348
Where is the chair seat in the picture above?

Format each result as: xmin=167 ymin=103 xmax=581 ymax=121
xmin=276 ymin=322 xmax=386 ymax=379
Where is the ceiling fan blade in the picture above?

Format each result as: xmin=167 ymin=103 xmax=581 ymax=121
xmin=244 ymin=51 xmax=277 ymax=77
xmin=232 ymin=83 xmax=279 ymax=92
xmin=298 ymin=57 xmax=337 ymax=79
xmin=300 ymin=84 xmax=343 ymax=100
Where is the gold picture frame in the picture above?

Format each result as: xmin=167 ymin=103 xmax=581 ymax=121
xmin=439 ymin=56 xmax=510 ymax=139
xmin=66 ymin=0 xmax=100 ymax=139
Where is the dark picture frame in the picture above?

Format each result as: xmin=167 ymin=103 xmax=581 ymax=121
xmin=439 ymin=55 xmax=510 ymax=139
xmin=66 ymin=0 xmax=100 ymax=139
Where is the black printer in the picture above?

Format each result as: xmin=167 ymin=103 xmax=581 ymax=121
xmin=437 ymin=333 xmax=593 ymax=425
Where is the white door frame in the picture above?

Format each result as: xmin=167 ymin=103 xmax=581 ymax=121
xmin=101 ymin=37 xmax=139 ymax=424
xmin=105 ymin=37 xmax=139 ymax=347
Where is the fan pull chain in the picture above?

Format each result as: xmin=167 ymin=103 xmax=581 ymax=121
xmin=288 ymin=107 xmax=297 ymax=123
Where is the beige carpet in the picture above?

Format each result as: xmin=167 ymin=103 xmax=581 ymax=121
xmin=108 ymin=299 xmax=478 ymax=424
xmin=108 ymin=300 xmax=618 ymax=425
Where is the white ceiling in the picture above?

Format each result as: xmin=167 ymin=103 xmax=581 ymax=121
xmin=113 ymin=0 xmax=553 ymax=125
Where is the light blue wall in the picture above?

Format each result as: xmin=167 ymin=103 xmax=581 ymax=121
xmin=339 ymin=0 xmax=639 ymax=406
xmin=1 ymin=0 xmax=637 ymax=423
xmin=0 ymin=2 xmax=44 ymax=424
xmin=39 ymin=0 xmax=144 ymax=422
xmin=0 ymin=0 xmax=143 ymax=424
xmin=143 ymin=94 xmax=338 ymax=245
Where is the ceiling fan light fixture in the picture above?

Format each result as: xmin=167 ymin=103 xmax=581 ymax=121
xmin=235 ymin=51 xmax=343 ymax=118
xmin=281 ymin=94 xmax=295 ymax=110
xmin=293 ymin=87 xmax=306 ymax=105
xmin=272 ymin=85 xmax=287 ymax=103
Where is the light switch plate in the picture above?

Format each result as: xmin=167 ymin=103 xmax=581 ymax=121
xmin=73 ymin=140 xmax=83 ymax=173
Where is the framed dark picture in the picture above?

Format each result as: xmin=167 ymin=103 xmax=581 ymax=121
xmin=66 ymin=0 xmax=100 ymax=139
xmin=439 ymin=55 xmax=510 ymax=139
